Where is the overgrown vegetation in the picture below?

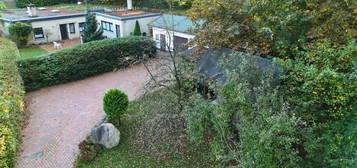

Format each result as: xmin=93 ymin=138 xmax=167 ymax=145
xmin=184 ymin=54 xmax=307 ymax=167
xmin=186 ymin=0 xmax=357 ymax=167
xmin=103 ymin=89 xmax=129 ymax=125
xmin=8 ymin=22 xmax=32 ymax=48
xmin=17 ymin=36 xmax=156 ymax=91
xmin=0 ymin=38 xmax=24 ymax=168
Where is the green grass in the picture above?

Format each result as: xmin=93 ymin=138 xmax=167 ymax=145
xmin=19 ymin=47 xmax=48 ymax=60
xmin=76 ymin=89 xmax=214 ymax=168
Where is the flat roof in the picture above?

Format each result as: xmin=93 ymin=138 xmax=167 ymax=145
xmin=95 ymin=10 xmax=161 ymax=21
xmin=0 ymin=8 xmax=85 ymax=23
xmin=148 ymin=14 xmax=196 ymax=34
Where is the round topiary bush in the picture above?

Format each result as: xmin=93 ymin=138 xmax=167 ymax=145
xmin=103 ymin=89 xmax=129 ymax=125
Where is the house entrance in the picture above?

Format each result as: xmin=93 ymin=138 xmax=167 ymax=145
xmin=160 ymin=34 xmax=166 ymax=51
xmin=60 ymin=24 xmax=69 ymax=40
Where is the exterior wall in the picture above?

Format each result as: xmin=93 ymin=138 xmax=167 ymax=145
xmin=95 ymin=13 xmax=159 ymax=38
xmin=151 ymin=27 xmax=195 ymax=51
xmin=95 ymin=14 xmax=122 ymax=38
xmin=30 ymin=16 xmax=85 ymax=44
xmin=121 ymin=16 xmax=159 ymax=37
xmin=0 ymin=16 xmax=85 ymax=44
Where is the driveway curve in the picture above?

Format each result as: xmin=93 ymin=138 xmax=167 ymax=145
xmin=16 ymin=63 xmax=152 ymax=168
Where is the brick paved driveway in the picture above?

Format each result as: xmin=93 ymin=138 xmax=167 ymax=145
xmin=16 ymin=63 xmax=152 ymax=168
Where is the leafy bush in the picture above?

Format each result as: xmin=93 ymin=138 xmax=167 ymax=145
xmin=279 ymin=39 xmax=357 ymax=167
xmin=0 ymin=38 xmax=24 ymax=168
xmin=17 ymin=36 xmax=156 ymax=91
xmin=16 ymin=0 xmax=75 ymax=8
xmin=184 ymin=53 xmax=305 ymax=167
xmin=78 ymin=140 xmax=103 ymax=163
xmin=103 ymin=89 xmax=128 ymax=124
xmin=8 ymin=22 xmax=32 ymax=48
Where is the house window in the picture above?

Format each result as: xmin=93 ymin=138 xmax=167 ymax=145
xmin=69 ymin=23 xmax=75 ymax=34
xmin=79 ymin=22 xmax=85 ymax=32
xmin=155 ymin=34 xmax=160 ymax=41
xmin=101 ymin=21 xmax=113 ymax=32
xmin=33 ymin=28 xmax=44 ymax=39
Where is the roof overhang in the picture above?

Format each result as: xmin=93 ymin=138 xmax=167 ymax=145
xmin=0 ymin=13 xmax=86 ymax=23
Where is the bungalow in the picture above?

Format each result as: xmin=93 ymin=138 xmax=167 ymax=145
xmin=148 ymin=14 xmax=196 ymax=52
xmin=0 ymin=4 xmax=86 ymax=44
xmin=94 ymin=9 xmax=161 ymax=38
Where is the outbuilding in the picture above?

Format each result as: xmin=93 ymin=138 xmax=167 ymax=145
xmin=148 ymin=14 xmax=196 ymax=52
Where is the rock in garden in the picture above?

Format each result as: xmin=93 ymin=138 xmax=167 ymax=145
xmin=89 ymin=123 xmax=120 ymax=149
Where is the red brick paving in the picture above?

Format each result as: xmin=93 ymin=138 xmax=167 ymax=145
xmin=15 ymin=63 xmax=154 ymax=168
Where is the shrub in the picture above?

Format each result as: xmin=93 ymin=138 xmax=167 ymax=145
xmin=17 ymin=36 xmax=156 ymax=91
xmin=103 ymin=89 xmax=128 ymax=124
xmin=0 ymin=38 xmax=24 ymax=168
xmin=133 ymin=20 xmax=141 ymax=36
xmin=16 ymin=0 xmax=75 ymax=8
xmin=183 ymin=53 xmax=305 ymax=167
xmin=8 ymin=22 xmax=32 ymax=48
xmin=78 ymin=140 xmax=103 ymax=163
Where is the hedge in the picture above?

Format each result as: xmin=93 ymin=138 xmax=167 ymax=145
xmin=16 ymin=0 xmax=76 ymax=8
xmin=0 ymin=38 xmax=25 ymax=168
xmin=17 ymin=36 xmax=156 ymax=91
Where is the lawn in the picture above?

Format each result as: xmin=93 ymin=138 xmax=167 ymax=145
xmin=76 ymin=89 xmax=215 ymax=168
xmin=19 ymin=47 xmax=48 ymax=60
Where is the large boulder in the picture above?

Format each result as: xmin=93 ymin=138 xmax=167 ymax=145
xmin=88 ymin=123 xmax=120 ymax=149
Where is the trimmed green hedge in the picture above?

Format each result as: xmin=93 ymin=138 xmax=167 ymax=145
xmin=16 ymin=0 xmax=75 ymax=8
xmin=17 ymin=36 xmax=156 ymax=91
xmin=0 ymin=38 xmax=24 ymax=168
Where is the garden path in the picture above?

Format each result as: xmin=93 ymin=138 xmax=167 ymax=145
xmin=15 ymin=61 xmax=156 ymax=168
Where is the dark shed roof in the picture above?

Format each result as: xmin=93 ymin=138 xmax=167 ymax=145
xmin=183 ymin=48 xmax=283 ymax=85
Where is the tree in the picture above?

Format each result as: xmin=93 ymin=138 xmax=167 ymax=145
xmin=133 ymin=20 xmax=141 ymax=36
xmin=103 ymin=89 xmax=129 ymax=125
xmin=188 ymin=0 xmax=356 ymax=58
xmin=8 ymin=22 xmax=32 ymax=47
xmin=81 ymin=12 xmax=104 ymax=43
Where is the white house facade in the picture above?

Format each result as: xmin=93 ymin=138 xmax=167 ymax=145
xmin=0 ymin=6 xmax=86 ymax=44
xmin=148 ymin=14 xmax=196 ymax=52
xmin=94 ymin=10 xmax=160 ymax=38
